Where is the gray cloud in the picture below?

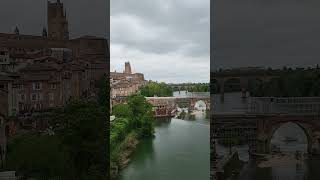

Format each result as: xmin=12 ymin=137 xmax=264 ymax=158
xmin=111 ymin=0 xmax=210 ymax=83
xmin=0 ymin=0 xmax=109 ymax=39
xmin=212 ymin=0 xmax=320 ymax=71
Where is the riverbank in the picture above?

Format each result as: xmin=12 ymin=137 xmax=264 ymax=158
xmin=111 ymin=94 xmax=155 ymax=179
xmin=117 ymin=117 xmax=210 ymax=180
xmin=111 ymin=131 xmax=139 ymax=179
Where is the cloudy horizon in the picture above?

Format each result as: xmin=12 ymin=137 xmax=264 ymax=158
xmin=111 ymin=0 xmax=210 ymax=83
xmin=212 ymin=0 xmax=320 ymax=71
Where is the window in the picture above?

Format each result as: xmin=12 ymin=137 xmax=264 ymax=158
xmin=39 ymin=93 xmax=43 ymax=100
xmin=35 ymin=103 xmax=42 ymax=110
xmin=20 ymin=94 xmax=25 ymax=101
xmin=31 ymin=94 xmax=37 ymax=101
xmin=31 ymin=93 xmax=42 ymax=101
xmin=18 ymin=84 xmax=24 ymax=90
xmin=50 ymin=83 xmax=57 ymax=89
xmin=33 ymin=82 xmax=42 ymax=90
xmin=49 ymin=93 xmax=54 ymax=101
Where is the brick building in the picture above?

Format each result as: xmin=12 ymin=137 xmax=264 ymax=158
xmin=110 ymin=62 xmax=146 ymax=99
xmin=0 ymin=0 xmax=109 ymax=117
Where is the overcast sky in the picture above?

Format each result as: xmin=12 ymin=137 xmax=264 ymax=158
xmin=111 ymin=0 xmax=210 ymax=83
xmin=0 ymin=0 xmax=109 ymax=39
xmin=212 ymin=0 xmax=320 ymax=71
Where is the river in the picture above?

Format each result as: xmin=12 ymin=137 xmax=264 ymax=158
xmin=213 ymin=92 xmax=320 ymax=180
xmin=117 ymin=91 xmax=210 ymax=180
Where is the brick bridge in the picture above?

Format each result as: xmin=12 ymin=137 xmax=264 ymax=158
xmin=213 ymin=97 xmax=320 ymax=155
xmin=146 ymin=95 xmax=210 ymax=117
xmin=211 ymin=68 xmax=280 ymax=100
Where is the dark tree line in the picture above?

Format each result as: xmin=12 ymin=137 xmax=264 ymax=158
xmin=5 ymin=75 xmax=109 ymax=179
xmin=139 ymin=81 xmax=173 ymax=97
xmin=250 ymin=67 xmax=320 ymax=97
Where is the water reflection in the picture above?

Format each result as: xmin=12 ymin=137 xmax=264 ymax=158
xmin=271 ymin=122 xmax=308 ymax=154
xmin=118 ymin=116 xmax=210 ymax=180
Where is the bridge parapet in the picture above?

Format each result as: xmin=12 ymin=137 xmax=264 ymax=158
xmin=248 ymin=97 xmax=320 ymax=115
xmin=188 ymin=92 xmax=210 ymax=98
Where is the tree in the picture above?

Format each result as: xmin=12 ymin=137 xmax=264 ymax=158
xmin=96 ymin=74 xmax=108 ymax=107
xmin=249 ymin=66 xmax=320 ymax=97
xmin=127 ymin=94 xmax=154 ymax=137
xmin=6 ymin=134 xmax=69 ymax=178
xmin=49 ymin=100 xmax=107 ymax=179
xmin=139 ymin=81 xmax=173 ymax=97
xmin=112 ymin=104 xmax=133 ymax=118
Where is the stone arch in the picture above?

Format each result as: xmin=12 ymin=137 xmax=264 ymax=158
xmin=266 ymin=121 xmax=313 ymax=154
xmin=194 ymin=100 xmax=207 ymax=111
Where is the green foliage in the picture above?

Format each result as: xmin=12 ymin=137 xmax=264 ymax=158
xmin=127 ymin=94 xmax=154 ymax=137
xmin=110 ymin=118 xmax=131 ymax=149
xmin=179 ymin=110 xmax=187 ymax=119
xmin=111 ymin=94 xmax=154 ymax=148
xmin=186 ymin=83 xmax=210 ymax=92
xmin=6 ymin=77 xmax=110 ymax=179
xmin=6 ymin=134 xmax=69 ymax=178
xmin=49 ymin=100 xmax=107 ymax=179
xmin=174 ymin=83 xmax=210 ymax=92
xmin=96 ymin=74 xmax=109 ymax=107
xmin=250 ymin=68 xmax=320 ymax=97
xmin=5 ymin=100 xmax=108 ymax=179
xmin=112 ymin=104 xmax=133 ymax=118
xmin=110 ymin=94 xmax=154 ymax=178
xmin=139 ymin=81 xmax=173 ymax=97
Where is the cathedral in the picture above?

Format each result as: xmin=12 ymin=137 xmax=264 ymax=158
xmin=0 ymin=0 xmax=109 ymax=118
xmin=110 ymin=62 xmax=146 ymax=102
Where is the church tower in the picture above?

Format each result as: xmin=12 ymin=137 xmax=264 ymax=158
xmin=47 ymin=0 xmax=69 ymax=40
xmin=124 ymin=62 xmax=132 ymax=74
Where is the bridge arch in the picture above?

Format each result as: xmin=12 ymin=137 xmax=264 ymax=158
xmin=256 ymin=117 xmax=320 ymax=155
xmin=267 ymin=122 xmax=312 ymax=154
xmin=194 ymin=100 xmax=207 ymax=111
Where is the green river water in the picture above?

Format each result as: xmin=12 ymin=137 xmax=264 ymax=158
xmin=117 ymin=112 xmax=210 ymax=180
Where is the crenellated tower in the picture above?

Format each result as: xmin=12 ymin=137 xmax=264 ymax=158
xmin=47 ymin=0 xmax=69 ymax=40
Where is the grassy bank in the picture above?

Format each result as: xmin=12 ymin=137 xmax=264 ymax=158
xmin=110 ymin=94 xmax=155 ymax=179
xmin=110 ymin=131 xmax=139 ymax=178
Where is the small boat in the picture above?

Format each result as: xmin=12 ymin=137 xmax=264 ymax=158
xmin=283 ymin=136 xmax=298 ymax=142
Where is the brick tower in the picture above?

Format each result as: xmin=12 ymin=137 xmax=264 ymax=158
xmin=124 ymin=62 xmax=132 ymax=74
xmin=47 ymin=0 xmax=69 ymax=40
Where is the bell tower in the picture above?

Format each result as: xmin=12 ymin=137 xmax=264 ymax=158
xmin=47 ymin=0 xmax=69 ymax=40
xmin=124 ymin=62 xmax=132 ymax=74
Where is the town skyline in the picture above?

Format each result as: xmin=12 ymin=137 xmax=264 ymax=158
xmin=111 ymin=60 xmax=209 ymax=84
xmin=111 ymin=0 xmax=210 ymax=83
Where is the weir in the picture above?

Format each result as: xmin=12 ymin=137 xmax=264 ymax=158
xmin=146 ymin=95 xmax=210 ymax=117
